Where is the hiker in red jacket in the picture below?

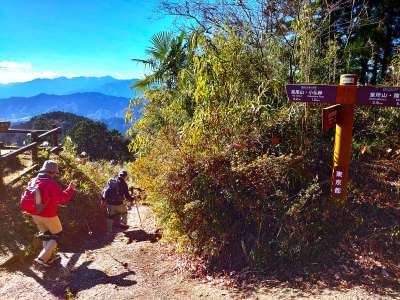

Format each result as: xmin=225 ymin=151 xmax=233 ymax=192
xmin=31 ymin=160 xmax=76 ymax=267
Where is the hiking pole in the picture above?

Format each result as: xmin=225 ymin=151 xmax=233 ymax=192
xmin=134 ymin=198 xmax=143 ymax=228
xmin=129 ymin=187 xmax=143 ymax=228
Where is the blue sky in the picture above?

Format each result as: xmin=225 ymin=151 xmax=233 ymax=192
xmin=0 ymin=0 xmax=175 ymax=83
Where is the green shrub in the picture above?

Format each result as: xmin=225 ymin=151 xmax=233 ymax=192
xmin=128 ymin=28 xmax=400 ymax=270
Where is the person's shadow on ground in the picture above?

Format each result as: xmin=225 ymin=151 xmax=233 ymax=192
xmin=67 ymin=260 xmax=137 ymax=293
xmin=123 ymin=229 xmax=162 ymax=244
xmin=11 ymin=252 xmax=137 ymax=298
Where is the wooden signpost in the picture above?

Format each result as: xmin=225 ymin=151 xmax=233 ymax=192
xmin=286 ymin=74 xmax=400 ymax=201
xmin=0 ymin=122 xmax=11 ymax=132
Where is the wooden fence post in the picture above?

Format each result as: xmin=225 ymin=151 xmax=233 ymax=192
xmin=0 ymin=142 xmax=3 ymax=188
xmin=31 ymin=132 xmax=38 ymax=164
xmin=52 ymin=124 xmax=58 ymax=148
xmin=0 ymin=142 xmax=5 ymax=189
xmin=0 ymin=142 xmax=3 ymax=182
xmin=0 ymin=160 xmax=4 ymax=189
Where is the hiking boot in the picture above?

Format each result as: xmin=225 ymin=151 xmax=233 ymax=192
xmin=34 ymin=258 xmax=51 ymax=268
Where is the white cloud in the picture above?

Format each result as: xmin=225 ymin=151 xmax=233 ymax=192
xmin=0 ymin=61 xmax=32 ymax=70
xmin=0 ymin=61 xmax=141 ymax=83
xmin=0 ymin=61 xmax=71 ymax=84
xmin=0 ymin=69 xmax=60 ymax=84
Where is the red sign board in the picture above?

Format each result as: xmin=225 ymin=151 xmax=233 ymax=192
xmin=331 ymin=167 xmax=345 ymax=197
xmin=322 ymin=104 xmax=341 ymax=130
xmin=356 ymin=86 xmax=400 ymax=107
xmin=286 ymin=84 xmax=337 ymax=104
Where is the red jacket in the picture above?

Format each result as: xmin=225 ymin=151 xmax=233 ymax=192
xmin=31 ymin=173 xmax=75 ymax=217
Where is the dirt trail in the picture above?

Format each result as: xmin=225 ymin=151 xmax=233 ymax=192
xmin=0 ymin=206 xmax=232 ymax=299
xmin=0 ymin=205 xmax=398 ymax=299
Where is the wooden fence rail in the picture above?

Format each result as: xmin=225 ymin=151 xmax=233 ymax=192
xmin=0 ymin=125 xmax=62 ymax=187
xmin=6 ymin=129 xmax=48 ymax=134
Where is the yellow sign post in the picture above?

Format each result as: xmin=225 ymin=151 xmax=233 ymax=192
xmin=286 ymin=74 xmax=400 ymax=202
xmin=331 ymin=74 xmax=357 ymax=201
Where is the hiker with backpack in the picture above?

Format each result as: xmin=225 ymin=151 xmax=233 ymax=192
xmin=20 ymin=160 xmax=76 ymax=267
xmin=101 ymin=170 xmax=134 ymax=233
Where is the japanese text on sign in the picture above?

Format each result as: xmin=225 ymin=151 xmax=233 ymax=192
xmin=331 ymin=167 xmax=345 ymax=197
xmin=357 ymin=87 xmax=400 ymax=107
xmin=286 ymin=84 xmax=337 ymax=104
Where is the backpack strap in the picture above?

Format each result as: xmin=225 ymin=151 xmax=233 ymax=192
xmin=28 ymin=176 xmax=39 ymax=188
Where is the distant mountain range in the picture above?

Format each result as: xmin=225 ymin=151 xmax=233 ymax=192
xmin=0 ymin=76 xmax=139 ymax=98
xmin=0 ymin=92 xmax=142 ymax=133
xmin=0 ymin=76 xmax=143 ymax=134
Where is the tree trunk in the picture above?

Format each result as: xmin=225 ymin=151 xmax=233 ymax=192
xmin=360 ymin=55 xmax=369 ymax=85
xmin=370 ymin=49 xmax=379 ymax=85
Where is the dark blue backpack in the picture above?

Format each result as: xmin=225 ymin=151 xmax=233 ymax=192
xmin=102 ymin=178 xmax=123 ymax=204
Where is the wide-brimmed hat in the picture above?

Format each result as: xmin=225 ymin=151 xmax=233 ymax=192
xmin=39 ymin=160 xmax=60 ymax=174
